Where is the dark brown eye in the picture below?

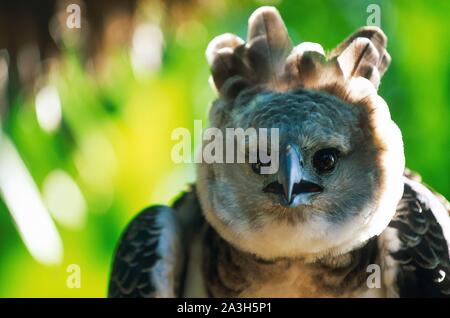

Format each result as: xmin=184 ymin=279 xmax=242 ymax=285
xmin=312 ymin=148 xmax=339 ymax=173
xmin=251 ymin=159 xmax=271 ymax=174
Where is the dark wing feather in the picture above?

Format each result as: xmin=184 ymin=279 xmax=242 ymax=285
xmin=108 ymin=187 xmax=201 ymax=298
xmin=108 ymin=206 xmax=181 ymax=297
xmin=388 ymin=176 xmax=450 ymax=297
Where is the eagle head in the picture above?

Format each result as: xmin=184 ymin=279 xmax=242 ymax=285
xmin=197 ymin=6 xmax=405 ymax=260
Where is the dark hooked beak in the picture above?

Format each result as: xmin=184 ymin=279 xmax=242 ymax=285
xmin=263 ymin=143 xmax=323 ymax=205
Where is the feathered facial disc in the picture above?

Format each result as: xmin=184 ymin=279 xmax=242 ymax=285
xmin=197 ymin=6 xmax=405 ymax=260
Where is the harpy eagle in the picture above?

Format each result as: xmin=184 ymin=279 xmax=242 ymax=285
xmin=108 ymin=7 xmax=450 ymax=298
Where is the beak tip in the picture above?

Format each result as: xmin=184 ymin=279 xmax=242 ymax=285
xmin=285 ymin=195 xmax=292 ymax=205
xmin=284 ymin=189 xmax=292 ymax=204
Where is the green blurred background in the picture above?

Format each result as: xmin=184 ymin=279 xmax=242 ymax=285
xmin=0 ymin=0 xmax=448 ymax=297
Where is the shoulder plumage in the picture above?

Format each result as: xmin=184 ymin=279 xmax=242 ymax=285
xmin=108 ymin=186 xmax=202 ymax=298
xmin=387 ymin=174 xmax=450 ymax=297
xmin=108 ymin=205 xmax=182 ymax=297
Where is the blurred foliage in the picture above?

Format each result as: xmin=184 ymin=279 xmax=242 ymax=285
xmin=0 ymin=0 xmax=448 ymax=297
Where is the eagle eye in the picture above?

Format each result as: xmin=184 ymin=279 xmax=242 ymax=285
xmin=312 ymin=148 xmax=339 ymax=173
